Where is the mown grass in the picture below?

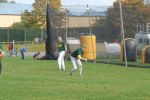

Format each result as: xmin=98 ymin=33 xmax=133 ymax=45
xmin=0 ymin=57 xmax=150 ymax=100
xmin=2 ymin=43 xmax=45 ymax=52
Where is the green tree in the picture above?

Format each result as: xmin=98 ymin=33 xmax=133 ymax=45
xmin=107 ymin=0 xmax=150 ymax=38
xmin=19 ymin=0 xmax=61 ymax=29
xmin=11 ymin=22 xmax=25 ymax=29
xmin=11 ymin=10 xmax=39 ymax=29
xmin=33 ymin=0 xmax=61 ymax=28
xmin=21 ymin=10 xmax=40 ymax=29
xmin=94 ymin=0 xmax=150 ymax=40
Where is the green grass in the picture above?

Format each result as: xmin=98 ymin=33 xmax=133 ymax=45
xmin=2 ymin=43 xmax=45 ymax=52
xmin=0 ymin=57 xmax=150 ymax=100
xmin=97 ymin=58 xmax=150 ymax=67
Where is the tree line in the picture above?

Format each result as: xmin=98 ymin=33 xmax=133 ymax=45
xmin=93 ymin=0 xmax=150 ymax=41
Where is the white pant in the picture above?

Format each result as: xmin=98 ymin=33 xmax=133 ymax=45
xmin=58 ymin=51 xmax=65 ymax=70
xmin=70 ymin=56 xmax=82 ymax=75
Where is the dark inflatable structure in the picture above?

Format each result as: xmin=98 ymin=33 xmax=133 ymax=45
xmin=40 ymin=2 xmax=57 ymax=60
xmin=142 ymin=45 xmax=150 ymax=64
xmin=121 ymin=38 xmax=137 ymax=62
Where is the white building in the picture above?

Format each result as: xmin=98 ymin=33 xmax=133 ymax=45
xmin=0 ymin=3 xmax=32 ymax=28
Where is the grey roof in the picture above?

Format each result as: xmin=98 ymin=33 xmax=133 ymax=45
xmin=0 ymin=3 xmax=32 ymax=15
xmin=0 ymin=3 xmax=107 ymax=16
xmin=61 ymin=5 xmax=108 ymax=16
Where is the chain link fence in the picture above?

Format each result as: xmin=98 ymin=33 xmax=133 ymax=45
xmin=0 ymin=28 xmax=47 ymax=42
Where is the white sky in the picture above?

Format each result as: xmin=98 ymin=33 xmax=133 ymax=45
xmin=8 ymin=0 xmax=34 ymax=4
xmin=61 ymin=0 xmax=116 ymax=6
xmin=8 ymin=0 xmax=116 ymax=6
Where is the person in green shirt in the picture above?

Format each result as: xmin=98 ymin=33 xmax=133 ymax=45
xmin=57 ymin=36 xmax=66 ymax=70
xmin=0 ymin=49 xmax=4 ymax=75
xmin=70 ymin=45 xmax=87 ymax=76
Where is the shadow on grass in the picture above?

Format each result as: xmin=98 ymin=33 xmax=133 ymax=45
xmin=96 ymin=59 xmax=150 ymax=68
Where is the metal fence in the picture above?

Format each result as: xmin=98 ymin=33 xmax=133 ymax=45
xmin=0 ymin=28 xmax=47 ymax=42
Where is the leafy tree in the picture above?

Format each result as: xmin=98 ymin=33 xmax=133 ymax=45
xmin=33 ymin=0 xmax=61 ymax=28
xmin=11 ymin=10 xmax=39 ymax=29
xmin=11 ymin=22 xmax=25 ymax=29
xmin=94 ymin=0 xmax=150 ymax=40
xmin=19 ymin=0 xmax=61 ymax=29
xmin=21 ymin=10 xmax=40 ymax=29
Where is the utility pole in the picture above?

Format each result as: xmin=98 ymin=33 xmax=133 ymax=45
xmin=65 ymin=8 xmax=69 ymax=44
xmin=87 ymin=4 xmax=92 ymax=34
xmin=119 ymin=0 xmax=128 ymax=67
xmin=24 ymin=30 xmax=27 ymax=46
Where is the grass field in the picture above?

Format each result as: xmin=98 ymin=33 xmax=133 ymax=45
xmin=0 ymin=57 xmax=150 ymax=100
xmin=1 ymin=43 xmax=45 ymax=52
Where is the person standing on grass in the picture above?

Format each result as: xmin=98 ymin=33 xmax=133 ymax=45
xmin=70 ymin=45 xmax=87 ymax=76
xmin=0 ymin=49 xmax=4 ymax=75
xmin=20 ymin=47 xmax=26 ymax=60
xmin=57 ymin=36 xmax=66 ymax=71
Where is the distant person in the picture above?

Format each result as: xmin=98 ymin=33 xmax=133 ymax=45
xmin=70 ymin=44 xmax=87 ymax=76
xmin=34 ymin=37 xmax=40 ymax=44
xmin=13 ymin=48 xmax=18 ymax=56
xmin=57 ymin=36 xmax=66 ymax=71
xmin=20 ymin=47 xmax=27 ymax=60
xmin=0 ymin=49 xmax=4 ymax=75
xmin=7 ymin=43 xmax=13 ymax=55
xmin=33 ymin=52 xmax=40 ymax=60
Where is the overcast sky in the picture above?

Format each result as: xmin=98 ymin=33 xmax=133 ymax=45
xmin=61 ymin=0 xmax=115 ymax=6
xmin=9 ymin=0 xmax=34 ymax=4
xmin=8 ymin=0 xmax=116 ymax=6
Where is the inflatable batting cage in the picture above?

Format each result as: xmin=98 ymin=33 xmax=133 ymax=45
xmin=121 ymin=38 xmax=137 ymax=62
xmin=80 ymin=34 xmax=96 ymax=61
xmin=142 ymin=45 xmax=150 ymax=64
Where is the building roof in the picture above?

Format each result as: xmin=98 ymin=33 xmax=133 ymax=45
xmin=61 ymin=5 xmax=108 ymax=16
xmin=0 ymin=3 xmax=32 ymax=15
xmin=0 ymin=3 xmax=107 ymax=16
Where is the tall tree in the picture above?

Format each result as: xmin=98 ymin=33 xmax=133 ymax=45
xmin=33 ymin=0 xmax=61 ymax=28
xmin=106 ymin=0 xmax=150 ymax=38
xmin=20 ymin=0 xmax=61 ymax=29
xmin=21 ymin=10 xmax=40 ymax=29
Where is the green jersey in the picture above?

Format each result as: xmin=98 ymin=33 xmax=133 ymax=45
xmin=57 ymin=42 xmax=65 ymax=52
xmin=71 ymin=48 xmax=84 ymax=58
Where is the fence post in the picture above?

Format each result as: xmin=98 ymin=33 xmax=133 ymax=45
xmin=17 ymin=42 xmax=19 ymax=47
xmin=41 ymin=28 xmax=44 ymax=43
xmin=32 ymin=41 xmax=34 ymax=45
xmin=24 ymin=30 xmax=27 ymax=46
xmin=7 ymin=29 xmax=9 ymax=42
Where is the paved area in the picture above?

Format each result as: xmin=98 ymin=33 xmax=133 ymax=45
xmin=25 ymin=52 xmax=45 ymax=57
